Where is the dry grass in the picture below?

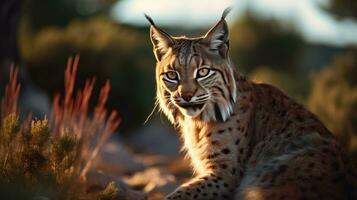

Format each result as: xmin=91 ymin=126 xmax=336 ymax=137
xmin=51 ymin=54 xmax=120 ymax=179
xmin=1 ymin=65 xmax=20 ymax=119
xmin=0 ymin=55 xmax=120 ymax=199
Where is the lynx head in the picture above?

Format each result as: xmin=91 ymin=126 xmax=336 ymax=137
xmin=146 ymin=8 xmax=237 ymax=124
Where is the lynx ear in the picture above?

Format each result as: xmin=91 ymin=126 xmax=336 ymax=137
xmin=145 ymin=14 xmax=175 ymax=61
xmin=200 ymin=7 xmax=231 ymax=57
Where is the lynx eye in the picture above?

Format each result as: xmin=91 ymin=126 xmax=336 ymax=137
xmin=164 ymin=71 xmax=179 ymax=82
xmin=196 ymin=68 xmax=210 ymax=79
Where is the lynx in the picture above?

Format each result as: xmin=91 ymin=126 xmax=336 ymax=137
xmin=146 ymin=8 xmax=356 ymax=200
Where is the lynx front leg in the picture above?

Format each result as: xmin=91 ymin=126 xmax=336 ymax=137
xmin=165 ymin=126 xmax=248 ymax=199
xmin=165 ymin=173 xmax=236 ymax=200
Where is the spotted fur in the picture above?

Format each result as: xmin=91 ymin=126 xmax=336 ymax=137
xmin=146 ymin=8 xmax=356 ymax=200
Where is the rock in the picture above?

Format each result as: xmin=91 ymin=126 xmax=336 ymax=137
xmin=126 ymin=122 xmax=180 ymax=156
xmin=33 ymin=196 xmax=49 ymax=200
xmin=83 ymin=170 xmax=147 ymax=200
xmin=19 ymin=82 xmax=51 ymax=119
xmin=93 ymin=137 xmax=146 ymax=175
xmin=124 ymin=167 xmax=179 ymax=194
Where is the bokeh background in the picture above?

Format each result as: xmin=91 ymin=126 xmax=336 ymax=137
xmin=1 ymin=0 xmax=357 ymax=199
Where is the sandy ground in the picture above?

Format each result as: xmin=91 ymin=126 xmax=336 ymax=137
xmin=87 ymin=122 xmax=192 ymax=200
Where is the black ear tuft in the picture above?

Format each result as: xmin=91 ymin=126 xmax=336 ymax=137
xmin=201 ymin=21 xmax=229 ymax=57
xmin=199 ymin=7 xmax=233 ymax=57
xmin=221 ymin=7 xmax=233 ymax=19
xmin=144 ymin=14 xmax=156 ymax=26
xmin=145 ymin=15 xmax=175 ymax=62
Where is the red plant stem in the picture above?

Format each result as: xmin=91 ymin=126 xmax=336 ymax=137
xmin=1 ymin=65 xmax=20 ymax=118
xmin=51 ymin=54 xmax=120 ymax=177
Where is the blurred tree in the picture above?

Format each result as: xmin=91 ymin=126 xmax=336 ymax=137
xmin=18 ymin=16 xmax=155 ymax=131
xmin=249 ymin=66 xmax=307 ymax=100
xmin=230 ymin=12 xmax=309 ymax=100
xmin=0 ymin=0 xmax=21 ymax=89
xmin=308 ymin=52 xmax=357 ymax=156
xmin=17 ymin=0 xmax=157 ymax=132
xmin=21 ymin=0 xmax=118 ymax=30
xmin=324 ymin=0 xmax=357 ymax=19
xmin=229 ymin=12 xmax=304 ymax=74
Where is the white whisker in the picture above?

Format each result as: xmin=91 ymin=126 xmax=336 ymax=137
xmin=144 ymin=98 xmax=160 ymax=124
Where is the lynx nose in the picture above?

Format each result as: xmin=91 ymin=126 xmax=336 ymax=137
xmin=181 ymin=92 xmax=194 ymax=102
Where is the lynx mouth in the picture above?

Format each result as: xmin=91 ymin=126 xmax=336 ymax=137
xmin=174 ymin=102 xmax=207 ymax=117
xmin=177 ymin=103 xmax=205 ymax=110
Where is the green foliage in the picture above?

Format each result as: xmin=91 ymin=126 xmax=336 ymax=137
xmin=1 ymin=113 xmax=20 ymax=144
xmin=229 ymin=12 xmax=304 ymax=73
xmin=22 ymin=146 xmax=46 ymax=175
xmin=249 ymin=66 xmax=309 ymax=99
xmin=21 ymin=0 xmax=118 ymax=30
xmin=0 ymin=110 xmax=114 ymax=199
xmin=324 ymin=0 xmax=357 ymax=19
xmin=0 ymin=114 xmax=78 ymax=199
xmin=0 ymin=63 xmax=120 ymax=199
xmin=50 ymin=131 xmax=78 ymax=183
xmin=0 ymin=113 xmax=21 ymax=180
xmin=30 ymin=118 xmax=50 ymax=147
xmin=308 ymin=52 xmax=357 ymax=156
xmin=97 ymin=181 xmax=119 ymax=200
